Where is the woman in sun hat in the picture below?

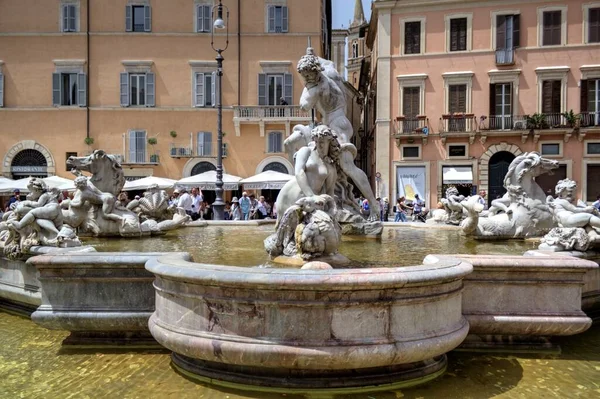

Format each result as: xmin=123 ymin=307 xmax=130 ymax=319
xmin=230 ymin=196 xmax=242 ymax=220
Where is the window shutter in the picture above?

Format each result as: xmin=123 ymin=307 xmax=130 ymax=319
xmin=258 ymin=73 xmax=267 ymax=105
xmin=145 ymin=72 xmax=155 ymax=107
xmin=450 ymin=20 xmax=458 ymax=51
xmin=77 ymin=73 xmax=86 ymax=107
xmin=204 ymin=132 xmax=212 ymax=156
xmin=62 ymin=5 xmax=68 ymax=32
xmin=138 ymin=131 xmax=147 ymax=163
xmin=120 ymin=72 xmax=129 ymax=107
xmin=268 ymin=6 xmax=275 ymax=32
xmin=513 ymin=15 xmax=520 ymax=47
xmin=542 ymin=80 xmax=552 ymax=113
xmin=129 ymin=131 xmax=137 ymax=162
xmin=552 ymin=11 xmax=561 ymax=45
xmin=125 ymin=5 xmax=132 ymax=31
xmin=195 ymin=72 xmax=204 ymax=106
xmin=581 ymin=80 xmax=589 ymax=113
xmin=458 ymin=85 xmax=466 ymax=112
xmin=211 ymin=71 xmax=217 ymax=107
xmin=489 ymin=84 xmax=496 ymax=116
xmin=52 ymin=72 xmax=61 ymax=106
xmin=283 ymin=73 xmax=293 ymax=105
xmin=405 ymin=22 xmax=420 ymax=54
xmin=68 ymin=5 xmax=76 ymax=31
xmin=552 ymin=80 xmax=561 ymax=113
xmin=204 ymin=5 xmax=211 ymax=32
xmin=0 ymin=73 xmax=4 ymax=107
xmin=197 ymin=5 xmax=203 ymax=32
xmin=268 ymin=133 xmax=273 ymax=152
xmin=282 ymin=6 xmax=289 ymax=33
xmin=496 ymin=16 xmax=506 ymax=49
xmin=459 ymin=19 xmax=467 ymax=51
xmin=590 ymin=9 xmax=600 ymax=43
xmin=144 ymin=5 xmax=151 ymax=32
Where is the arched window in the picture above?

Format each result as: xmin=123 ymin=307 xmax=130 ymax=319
xmin=352 ymin=41 xmax=359 ymax=58
xmin=191 ymin=161 xmax=216 ymax=176
xmin=267 ymin=131 xmax=283 ymax=153
xmin=11 ymin=149 xmax=48 ymax=179
xmin=263 ymin=161 xmax=289 ymax=174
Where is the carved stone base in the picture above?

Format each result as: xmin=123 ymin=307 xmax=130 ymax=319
xmin=341 ymin=221 xmax=383 ymax=237
xmin=272 ymin=253 xmax=350 ymax=267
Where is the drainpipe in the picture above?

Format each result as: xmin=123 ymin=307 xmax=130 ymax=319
xmin=86 ymin=0 xmax=90 ymax=139
xmin=237 ymin=0 xmax=241 ymax=106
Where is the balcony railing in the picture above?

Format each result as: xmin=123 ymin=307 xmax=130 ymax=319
xmin=124 ymin=150 xmax=160 ymax=164
xmin=440 ymin=114 xmax=476 ymax=133
xmin=169 ymin=143 xmax=228 ymax=158
xmin=394 ymin=116 xmax=429 ymax=134
xmin=495 ymin=48 xmax=515 ymax=66
xmin=233 ymin=105 xmax=311 ymax=120
xmin=487 ymin=115 xmax=528 ymax=131
xmin=580 ymin=111 xmax=600 ymax=128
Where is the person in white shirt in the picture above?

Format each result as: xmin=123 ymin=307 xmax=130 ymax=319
xmin=256 ymin=196 xmax=268 ymax=219
xmin=177 ymin=188 xmax=193 ymax=216
xmin=191 ymin=187 xmax=203 ymax=221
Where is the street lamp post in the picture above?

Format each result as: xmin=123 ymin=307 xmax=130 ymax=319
xmin=211 ymin=0 xmax=229 ymax=220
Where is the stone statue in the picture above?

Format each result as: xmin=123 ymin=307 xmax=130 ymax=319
xmin=284 ymin=124 xmax=312 ymax=163
xmin=127 ymin=184 xmax=191 ymax=232
xmin=539 ymin=179 xmax=600 ymax=251
xmin=296 ymin=46 xmax=380 ymax=222
xmin=428 ymin=186 xmax=465 ymax=225
xmin=67 ymin=150 xmax=126 ymax=196
xmin=461 ymin=152 xmax=559 ymax=238
xmin=265 ymin=194 xmax=345 ymax=264
xmin=0 ymin=178 xmax=81 ymax=259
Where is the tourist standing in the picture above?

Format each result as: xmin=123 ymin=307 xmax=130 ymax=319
xmin=256 ymin=196 xmax=268 ymax=219
xmin=382 ymin=197 xmax=390 ymax=222
xmin=361 ymin=199 xmax=370 ymax=218
xmin=230 ymin=197 xmax=242 ymax=220
xmin=6 ymin=189 xmax=20 ymax=211
xmin=478 ymin=190 xmax=488 ymax=210
xmin=249 ymin=194 xmax=259 ymax=219
xmin=169 ymin=190 xmax=180 ymax=207
xmin=412 ymin=194 xmax=425 ymax=222
xmin=178 ymin=188 xmax=193 ymax=216
xmin=239 ymin=192 xmax=251 ymax=220
xmin=191 ymin=187 xmax=202 ymax=221
xmin=394 ymin=197 xmax=409 ymax=222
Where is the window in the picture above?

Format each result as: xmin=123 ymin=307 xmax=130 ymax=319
xmin=264 ymin=161 xmax=288 ymax=174
xmin=402 ymin=87 xmax=420 ymax=132
xmin=120 ymin=72 xmax=155 ymax=107
xmin=65 ymin=152 xmax=77 ymax=171
xmin=258 ymin=73 xmax=292 ymax=105
xmin=404 ymin=21 xmax=421 ymax=54
xmin=128 ymin=130 xmax=147 ymax=163
xmin=541 ymin=143 xmax=561 ymax=156
xmin=402 ymin=146 xmax=420 ymax=158
xmin=62 ymin=4 xmax=77 ymax=32
xmin=542 ymin=11 xmax=561 ymax=46
xmin=541 ymin=80 xmax=561 ymax=114
xmin=587 ymin=142 xmax=600 ymax=155
xmin=52 ymin=72 xmax=86 ymax=107
xmin=448 ymin=145 xmax=466 ymax=157
xmin=267 ymin=5 xmax=288 ymax=33
xmin=196 ymin=4 xmax=211 ymax=33
xmin=194 ymin=72 xmax=216 ymax=107
xmin=588 ymin=7 xmax=600 ymax=43
xmin=489 ymin=83 xmax=512 ymax=130
xmin=197 ymin=132 xmax=213 ymax=156
xmin=582 ymin=79 xmax=600 ymax=126
xmin=0 ymin=71 xmax=4 ymax=108
xmin=267 ymin=131 xmax=283 ymax=153
xmin=449 ymin=18 xmax=467 ymax=51
xmin=496 ymin=15 xmax=520 ymax=49
xmin=448 ymin=84 xmax=467 ymax=131
xmin=126 ymin=4 xmax=151 ymax=32
xmin=587 ymin=164 xmax=600 ymax=201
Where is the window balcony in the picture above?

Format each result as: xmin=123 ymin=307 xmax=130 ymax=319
xmin=123 ymin=150 xmax=160 ymax=165
xmin=440 ymin=114 xmax=476 ymax=133
xmin=169 ymin=143 xmax=228 ymax=158
xmin=486 ymin=115 xmax=528 ymax=131
xmin=233 ymin=105 xmax=311 ymax=136
xmin=393 ymin=116 xmax=429 ymax=145
xmin=580 ymin=111 xmax=600 ymax=128
xmin=495 ymin=48 xmax=515 ymax=66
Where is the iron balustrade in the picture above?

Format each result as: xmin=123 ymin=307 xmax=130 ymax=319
xmin=441 ymin=114 xmax=475 ymax=133
xmin=233 ymin=105 xmax=311 ymax=119
xmin=394 ymin=116 xmax=428 ymax=134
xmin=495 ymin=48 xmax=515 ymax=66
xmin=580 ymin=111 xmax=600 ymax=127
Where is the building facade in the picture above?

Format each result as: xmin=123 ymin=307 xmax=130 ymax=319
xmin=0 ymin=0 xmax=331 ymax=195
xmin=369 ymin=0 xmax=600 ymax=208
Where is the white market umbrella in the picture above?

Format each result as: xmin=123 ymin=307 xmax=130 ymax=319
xmin=44 ymin=176 xmax=75 ymax=191
xmin=240 ymin=170 xmax=293 ymax=190
xmin=0 ymin=177 xmax=33 ymax=195
xmin=123 ymin=176 xmax=177 ymax=191
xmin=176 ymin=170 xmax=242 ymax=190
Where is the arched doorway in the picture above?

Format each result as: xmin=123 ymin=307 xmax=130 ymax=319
xmin=190 ymin=161 xmax=216 ymax=176
xmin=488 ymin=151 xmax=516 ymax=206
xmin=11 ymin=149 xmax=49 ymax=179
xmin=263 ymin=161 xmax=288 ymax=174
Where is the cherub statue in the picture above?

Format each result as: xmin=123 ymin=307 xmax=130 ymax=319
xmin=441 ymin=186 xmax=465 ymax=225
xmin=547 ymin=179 xmax=600 ymax=230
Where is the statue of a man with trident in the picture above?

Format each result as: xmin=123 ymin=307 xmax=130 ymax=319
xmin=295 ymin=44 xmax=380 ymax=221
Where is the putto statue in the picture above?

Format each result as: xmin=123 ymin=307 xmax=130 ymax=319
xmin=539 ymin=179 xmax=600 ymax=252
xmin=428 ymin=186 xmax=465 ymax=225
xmin=460 ymin=152 xmax=559 ymax=238
xmin=265 ymin=194 xmax=346 ymax=265
xmin=275 ymin=45 xmax=382 ymax=237
xmin=127 ymin=184 xmax=190 ymax=233
xmin=0 ymin=178 xmax=81 ymax=259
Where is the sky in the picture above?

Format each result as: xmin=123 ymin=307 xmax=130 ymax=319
xmin=332 ymin=0 xmax=372 ymax=29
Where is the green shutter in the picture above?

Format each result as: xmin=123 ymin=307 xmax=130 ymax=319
xmin=125 ymin=5 xmax=132 ymax=31
xmin=145 ymin=72 xmax=155 ymax=107
xmin=144 ymin=5 xmax=151 ymax=32
xmin=52 ymin=73 xmax=61 ymax=106
xmin=78 ymin=73 xmax=86 ymax=107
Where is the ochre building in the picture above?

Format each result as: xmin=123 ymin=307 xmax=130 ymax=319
xmin=0 ymin=0 xmax=331 ymax=194
xmin=369 ymin=0 xmax=600 ymax=208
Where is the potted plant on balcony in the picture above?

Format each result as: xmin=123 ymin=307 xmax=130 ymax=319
xmin=562 ymin=110 xmax=580 ymax=129
xmin=84 ymin=137 xmax=94 ymax=146
xmin=148 ymin=137 xmax=159 ymax=163
xmin=169 ymin=131 xmax=178 ymax=156
xmin=170 ymin=130 xmax=177 ymax=138
xmin=526 ymin=113 xmax=547 ymax=131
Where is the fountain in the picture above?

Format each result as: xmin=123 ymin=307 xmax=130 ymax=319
xmin=0 ymin=45 xmax=598 ymax=398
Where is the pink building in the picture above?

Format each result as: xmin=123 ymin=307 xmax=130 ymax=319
xmin=368 ymin=0 xmax=600 ymax=209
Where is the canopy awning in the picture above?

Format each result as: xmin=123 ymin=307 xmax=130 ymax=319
xmin=176 ymin=170 xmax=242 ymax=191
xmin=44 ymin=176 xmax=75 ymax=191
xmin=240 ymin=170 xmax=293 ymax=190
xmin=442 ymin=167 xmax=473 ymax=184
xmin=123 ymin=176 xmax=177 ymax=191
xmin=0 ymin=176 xmax=75 ymax=195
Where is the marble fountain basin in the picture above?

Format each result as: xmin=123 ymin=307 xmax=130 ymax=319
xmin=146 ymin=253 xmax=472 ymax=392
